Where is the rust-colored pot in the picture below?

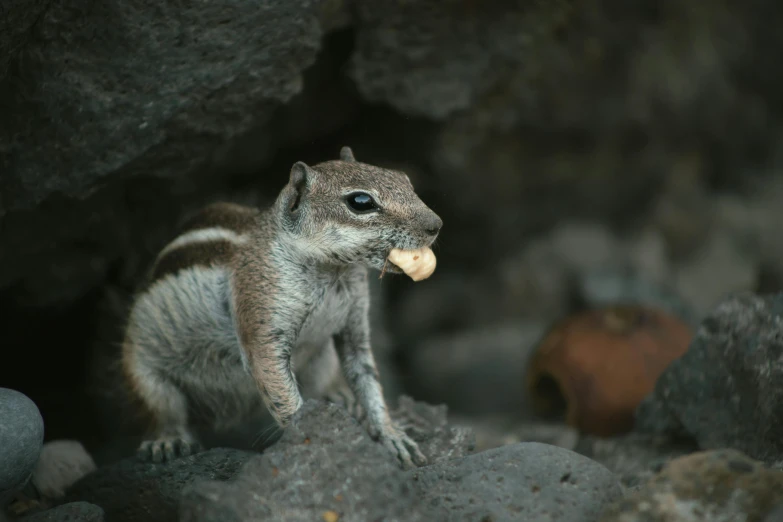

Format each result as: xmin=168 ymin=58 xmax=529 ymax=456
xmin=525 ymin=305 xmax=692 ymax=436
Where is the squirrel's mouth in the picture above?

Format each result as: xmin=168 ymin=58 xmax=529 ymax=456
xmin=381 ymin=246 xmax=438 ymax=282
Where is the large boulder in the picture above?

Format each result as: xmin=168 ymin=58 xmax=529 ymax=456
xmin=414 ymin=441 xmax=623 ymax=522
xmin=636 ymin=292 xmax=783 ymax=464
xmin=1 ymin=0 xmax=323 ymax=212
xmin=0 ymin=388 xmax=44 ymax=507
xmin=179 ymin=400 xmax=441 ymax=522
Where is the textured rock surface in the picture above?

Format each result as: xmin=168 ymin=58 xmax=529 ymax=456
xmin=1 ymin=0 xmax=322 ymax=211
xmin=453 ymin=419 xmax=696 ymax=492
xmin=0 ymin=388 xmax=44 ymax=505
xmin=351 ymin=0 xmax=563 ymax=119
xmin=413 ymin=442 xmax=622 ymax=522
xmin=179 ymin=400 xmax=434 ymax=522
xmin=182 ymin=401 xmax=621 ymax=522
xmin=601 ymin=449 xmax=783 ymax=522
xmin=389 ymin=396 xmax=476 ymax=464
xmin=57 ymin=398 xmax=472 ymax=522
xmin=62 ymin=448 xmax=253 ymax=522
xmin=18 ymin=502 xmax=104 ymax=522
xmin=636 ymin=293 xmax=783 ymax=464
xmin=575 ymin=433 xmax=697 ymax=491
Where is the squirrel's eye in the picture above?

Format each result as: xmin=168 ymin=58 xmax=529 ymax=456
xmin=345 ymin=192 xmax=378 ymax=213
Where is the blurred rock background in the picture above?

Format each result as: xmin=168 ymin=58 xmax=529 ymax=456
xmin=2 ymin=0 xmax=783 ymax=464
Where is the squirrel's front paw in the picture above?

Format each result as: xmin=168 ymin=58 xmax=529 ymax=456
xmin=371 ymin=423 xmax=427 ymax=470
xmin=137 ymin=437 xmax=202 ymax=463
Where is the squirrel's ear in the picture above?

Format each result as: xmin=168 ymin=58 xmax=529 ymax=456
xmin=339 ymin=146 xmax=356 ymax=162
xmin=285 ymin=161 xmax=312 ymax=213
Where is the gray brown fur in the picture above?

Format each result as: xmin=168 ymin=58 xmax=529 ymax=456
xmin=121 ymin=147 xmax=442 ymax=468
xmin=176 ymin=201 xmax=259 ymax=235
xmin=150 ymin=240 xmax=236 ymax=282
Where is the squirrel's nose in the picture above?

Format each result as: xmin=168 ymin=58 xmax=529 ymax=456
xmin=424 ymin=214 xmax=443 ymax=236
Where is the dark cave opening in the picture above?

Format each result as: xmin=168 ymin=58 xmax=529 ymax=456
xmin=530 ymin=373 xmax=568 ymax=422
xmin=0 ymin=289 xmax=104 ymax=447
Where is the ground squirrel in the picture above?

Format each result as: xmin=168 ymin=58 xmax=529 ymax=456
xmin=121 ymin=147 xmax=442 ymax=469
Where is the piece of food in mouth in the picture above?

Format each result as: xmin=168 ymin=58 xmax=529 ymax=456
xmin=387 ymin=247 xmax=437 ymax=281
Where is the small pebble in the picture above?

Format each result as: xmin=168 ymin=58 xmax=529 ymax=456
xmin=32 ymin=440 xmax=97 ymax=500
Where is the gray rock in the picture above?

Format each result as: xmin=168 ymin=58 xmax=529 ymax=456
xmin=390 ymin=396 xmax=475 ymax=464
xmin=454 ymin=419 xmax=697 ymax=492
xmin=351 ymin=1 xmax=499 ymax=119
xmin=574 ymin=433 xmax=697 ymax=491
xmin=62 ymin=448 xmax=253 ymax=522
xmin=179 ymin=400 xmax=434 ymax=522
xmin=19 ymin=502 xmax=104 ymax=522
xmin=601 ymin=449 xmax=783 ymax=522
xmin=765 ymin=503 xmax=783 ymax=522
xmin=0 ymin=388 xmax=44 ymax=506
xmin=0 ymin=0 xmax=49 ymax=79
xmin=2 ymin=0 xmax=322 ymax=212
xmin=32 ymin=441 xmax=97 ymax=501
xmin=636 ymin=292 xmax=783 ymax=464
xmin=412 ymin=442 xmax=622 ymax=522
xmin=4 ymin=441 xmax=99 ymax=521
xmin=350 ymin=0 xmax=783 ymax=136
